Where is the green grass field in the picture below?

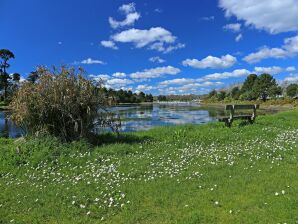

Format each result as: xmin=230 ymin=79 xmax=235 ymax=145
xmin=0 ymin=109 xmax=298 ymax=223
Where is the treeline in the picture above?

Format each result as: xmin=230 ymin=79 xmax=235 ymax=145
xmin=206 ymin=73 xmax=298 ymax=102
xmin=101 ymin=88 xmax=153 ymax=104
xmin=157 ymin=94 xmax=200 ymax=102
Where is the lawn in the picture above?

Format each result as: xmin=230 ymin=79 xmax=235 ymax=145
xmin=0 ymin=109 xmax=298 ymax=223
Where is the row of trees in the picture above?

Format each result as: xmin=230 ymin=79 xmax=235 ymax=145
xmin=102 ymin=88 xmax=153 ymax=104
xmin=207 ymin=73 xmax=297 ymax=102
xmin=157 ymin=94 xmax=200 ymax=102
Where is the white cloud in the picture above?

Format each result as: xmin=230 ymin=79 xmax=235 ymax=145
xmin=284 ymin=35 xmax=298 ymax=53
xmin=243 ymin=35 xmax=298 ymax=63
xmin=284 ymin=74 xmax=298 ymax=83
xmin=254 ymin=66 xmax=283 ymax=75
xmin=112 ymin=72 xmax=126 ymax=78
xmin=219 ymin=0 xmax=298 ymax=34
xmin=107 ymin=78 xmax=133 ymax=86
xmin=201 ymin=16 xmax=215 ymax=21
xmin=89 ymin=74 xmax=110 ymax=82
xmin=235 ymin=34 xmax=243 ymax=42
xmin=111 ymin=27 xmax=184 ymax=53
xmin=182 ymin=54 xmax=237 ymax=69
xmin=159 ymin=78 xmax=195 ymax=86
xmin=223 ymin=23 xmax=241 ymax=32
xmin=286 ymin=66 xmax=296 ymax=72
xmin=136 ymin=84 xmax=153 ymax=92
xmin=119 ymin=2 xmax=136 ymax=14
xmin=150 ymin=43 xmax=185 ymax=54
xmin=129 ymin=66 xmax=181 ymax=79
xmin=112 ymin=27 xmax=175 ymax=48
xmin=243 ymin=47 xmax=287 ymax=63
xmin=201 ymin=69 xmax=250 ymax=81
xmin=149 ymin=56 xmax=166 ymax=63
xmin=109 ymin=3 xmax=140 ymax=29
xmin=179 ymin=81 xmax=223 ymax=90
xmin=157 ymin=81 xmax=223 ymax=95
xmin=100 ymin=40 xmax=118 ymax=50
xmin=254 ymin=66 xmax=296 ymax=75
xmin=109 ymin=13 xmax=140 ymax=29
xmin=81 ymin=58 xmax=105 ymax=65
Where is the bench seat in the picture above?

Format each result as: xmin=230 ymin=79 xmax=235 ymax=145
xmin=218 ymin=104 xmax=259 ymax=127
xmin=218 ymin=114 xmax=253 ymax=122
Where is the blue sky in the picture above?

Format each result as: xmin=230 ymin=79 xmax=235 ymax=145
xmin=1 ymin=0 xmax=298 ymax=95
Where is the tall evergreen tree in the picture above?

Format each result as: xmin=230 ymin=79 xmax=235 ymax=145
xmin=0 ymin=49 xmax=15 ymax=100
xmin=253 ymin=74 xmax=281 ymax=101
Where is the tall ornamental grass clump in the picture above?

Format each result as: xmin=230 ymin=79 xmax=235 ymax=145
xmin=11 ymin=66 xmax=119 ymax=141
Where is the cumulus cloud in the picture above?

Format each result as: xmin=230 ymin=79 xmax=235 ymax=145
xmin=136 ymin=84 xmax=154 ymax=92
xmin=201 ymin=69 xmax=250 ymax=81
xmin=219 ymin=0 xmax=298 ymax=34
xmin=286 ymin=66 xmax=296 ymax=72
xmin=223 ymin=23 xmax=241 ymax=32
xmin=129 ymin=66 xmax=181 ymax=79
xmin=149 ymin=43 xmax=185 ymax=54
xmin=107 ymin=27 xmax=184 ymax=53
xmin=109 ymin=3 xmax=140 ymax=29
xmin=159 ymin=78 xmax=195 ymax=86
xmin=112 ymin=27 xmax=175 ymax=48
xmin=100 ymin=40 xmax=118 ymax=49
xmin=253 ymin=66 xmax=296 ymax=75
xmin=149 ymin=56 xmax=166 ymax=63
xmin=81 ymin=58 xmax=105 ymax=65
xmin=178 ymin=81 xmax=223 ymax=90
xmin=112 ymin=72 xmax=126 ymax=78
xmin=243 ymin=35 xmax=298 ymax=63
xmin=243 ymin=47 xmax=287 ymax=64
xmin=158 ymin=81 xmax=223 ymax=95
xmin=182 ymin=54 xmax=237 ymax=69
xmin=107 ymin=78 xmax=133 ymax=86
xmin=284 ymin=74 xmax=298 ymax=83
xmin=89 ymin=74 xmax=110 ymax=82
xmin=254 ymin=66 xmax=283 ymax=75
xmin=102 ymin=3 xmax=184 ymax=53
xmin=119 ymin=2 xmax=136 ymax=14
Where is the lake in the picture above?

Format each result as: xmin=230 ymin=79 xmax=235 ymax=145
xmin=0 ymin=103 xmax=278 ymax=137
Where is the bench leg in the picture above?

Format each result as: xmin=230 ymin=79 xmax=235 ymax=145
xmin=225 ymin=120 xmax=232 ymax=127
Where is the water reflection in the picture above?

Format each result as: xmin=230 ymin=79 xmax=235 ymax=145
xmin=0 ymin=103 xmax=279 ymax=137
xmin=112 ymin=103 xmax=225 ymax=132
xmin=0 ymin=111 xmax=23 ymax=138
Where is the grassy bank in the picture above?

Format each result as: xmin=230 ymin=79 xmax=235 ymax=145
xmin=1 ymin=110 xmax=298 ymax=223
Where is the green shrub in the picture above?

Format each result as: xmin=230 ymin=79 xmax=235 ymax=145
xmin=11 ymin=66 xmax=119 ymax=141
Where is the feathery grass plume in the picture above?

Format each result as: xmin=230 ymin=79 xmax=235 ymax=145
xmin=11 ymin=66 xmax=120 ymax=141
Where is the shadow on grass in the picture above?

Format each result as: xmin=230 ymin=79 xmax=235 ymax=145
xmin=87 ymin=132 xmax=152 ymax=146
xmin=238 ymin=120 xmax=254 ymax=127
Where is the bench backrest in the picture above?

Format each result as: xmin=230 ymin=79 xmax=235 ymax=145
xmin=225 ymin=104 xmax=259 ymax=111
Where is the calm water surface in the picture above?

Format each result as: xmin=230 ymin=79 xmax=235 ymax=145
xmin=0 ymin=103 xmax=278 ymax=137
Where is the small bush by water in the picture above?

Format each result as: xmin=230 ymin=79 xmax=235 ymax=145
xmin=10 ymin=66 xmax=119 ymax=141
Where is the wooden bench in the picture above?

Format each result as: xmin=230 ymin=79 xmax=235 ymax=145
xmin=218 ymin=104 xmax=259 ymax=127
